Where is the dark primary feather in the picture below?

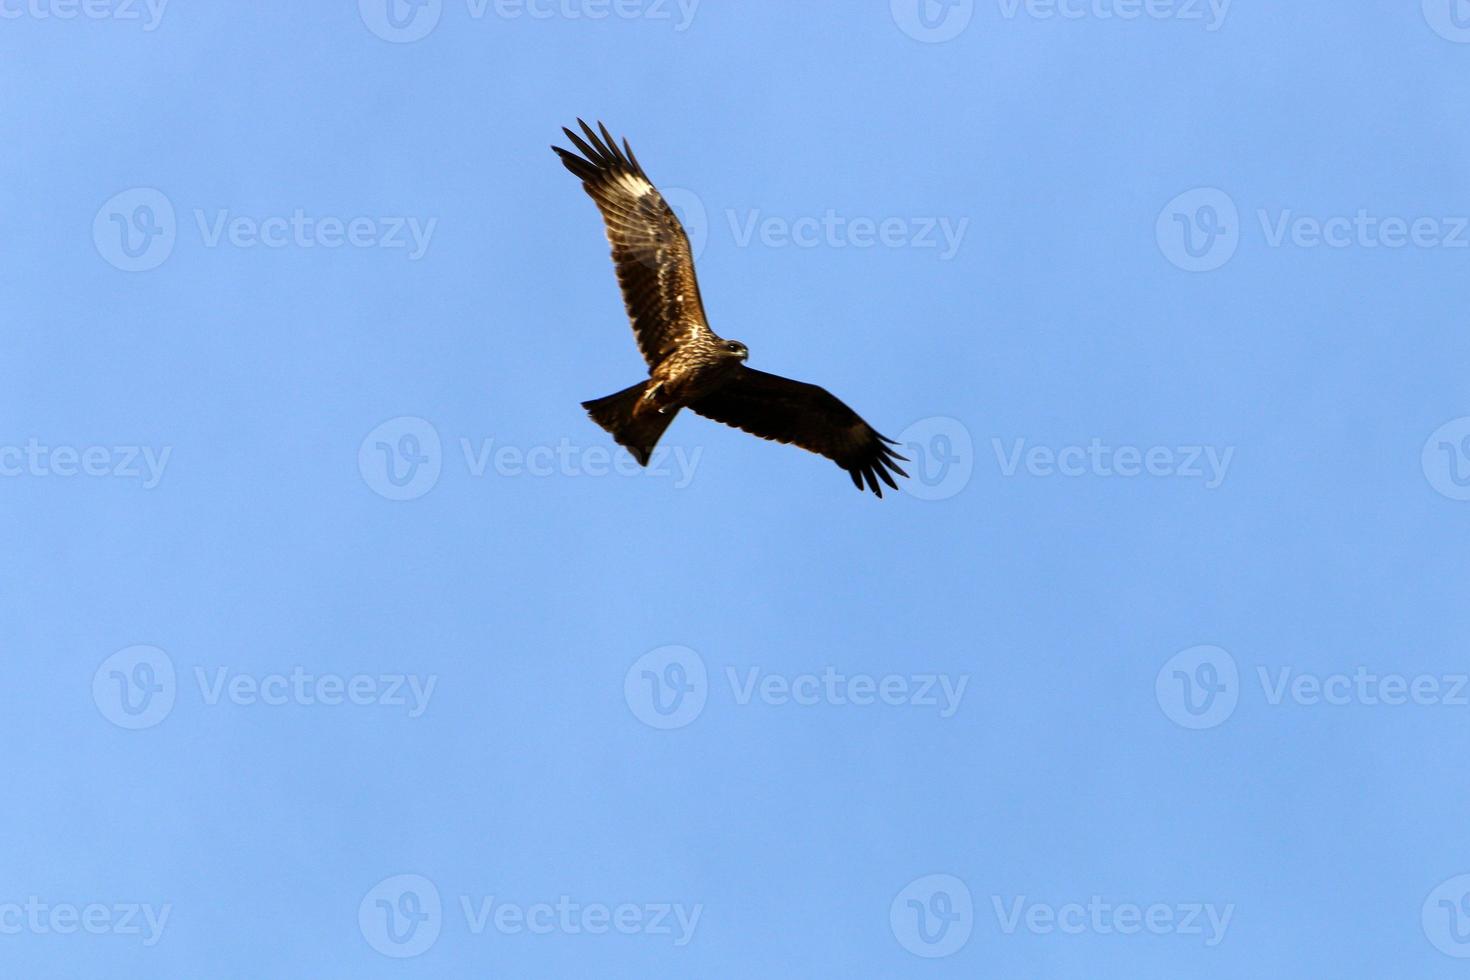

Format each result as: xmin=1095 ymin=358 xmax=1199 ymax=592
xmin=552 ymin=120 xmax=712 ymax=369
xmin=689 ymin=368 xmax=909 ymax=497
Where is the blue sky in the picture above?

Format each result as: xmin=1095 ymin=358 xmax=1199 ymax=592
xmin=4 ymin=1 xmax=1470 ymax=976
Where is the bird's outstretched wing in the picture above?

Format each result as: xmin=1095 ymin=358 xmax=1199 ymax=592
xmin=553 ymin=120 xmax=712 ymax=369
xmin=689 ymin=368 xmax=909 ymax=497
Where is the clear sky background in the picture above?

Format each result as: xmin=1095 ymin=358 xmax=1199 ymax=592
xmin=4 ymin=1 xmax=1470 ymax=977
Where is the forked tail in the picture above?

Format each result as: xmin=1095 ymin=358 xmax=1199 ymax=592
xmin=581 ymin=381 xmax=676 ymax=466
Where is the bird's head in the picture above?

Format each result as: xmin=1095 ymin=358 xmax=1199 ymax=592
xmin=722 ymin=340 xmax=749 ymax=362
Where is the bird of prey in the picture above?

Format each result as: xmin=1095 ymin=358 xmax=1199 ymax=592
xmin=552 ymin=120 xmax=909 ymax=497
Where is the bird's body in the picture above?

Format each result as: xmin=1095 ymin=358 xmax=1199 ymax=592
xmin=640 ymin=335 xmax=747 ymax=417
xmin=553 ymin=120 xmax=908 ymax=496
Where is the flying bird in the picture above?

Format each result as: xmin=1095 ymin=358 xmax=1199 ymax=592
xmin=552 ymin=120 xmax=908 ymax=497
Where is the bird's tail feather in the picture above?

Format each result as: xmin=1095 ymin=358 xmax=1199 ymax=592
xmin=582 ymin=381 xmax=676 ymax=467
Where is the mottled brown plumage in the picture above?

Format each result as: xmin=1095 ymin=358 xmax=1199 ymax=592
xmin=554 ymin=120 xmax=907 ymax=497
